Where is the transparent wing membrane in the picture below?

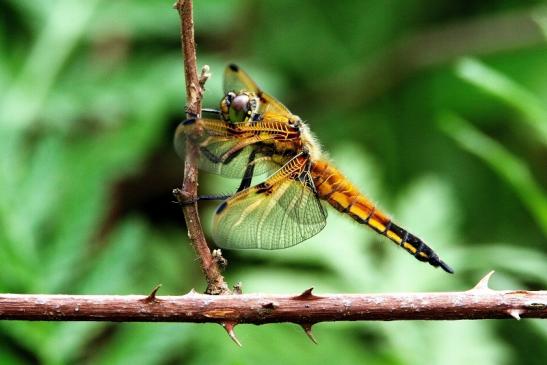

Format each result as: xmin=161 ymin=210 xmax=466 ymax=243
xmin=212 ymin=161 xmax=327 ymax=250
xmin=224 ymin=64 xmax=293 ymax=117
xmin=224 ymin=64 xmax=261 ymax=94
xmin=199 ymin=144 xmax=278 ymax=178
xmin=174 ymin=118 xmax=281 ymax=178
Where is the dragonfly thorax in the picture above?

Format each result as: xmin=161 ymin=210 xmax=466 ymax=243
xmin=298 ymin=121 xmax=322 ymax=162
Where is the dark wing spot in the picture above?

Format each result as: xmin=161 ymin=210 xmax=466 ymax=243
xmin=215 ymin=201 xmax=228 ymax=215
xmin=229 ymin=64 xmax=239 ymax=72
xmin=255 ymin=182 xmax=273 ymax=195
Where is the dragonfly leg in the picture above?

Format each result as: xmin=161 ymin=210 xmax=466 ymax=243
xmin=185 ymin=109 xmax=221 ymax=119
xmin=236 ymin=150 xmax=257 ymax=192
xmin=200 ymin=146 xmax=223 ymax=163
xmin=198 ymin=140 xmax=246 ymax=165
xmin=177 ymin=194 xmax=233 ymax=205
xmin=201 ymin=108 xmax=222 ymax=117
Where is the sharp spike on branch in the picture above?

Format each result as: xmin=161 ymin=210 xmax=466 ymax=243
xmin=233 ymin=282 xmax=243 ymax=295
xmin=300 ymin=323 xmax=318 ymax=344
xmin=185 ymin=288 xmax=198 ymax=296
xmin=222 ymin=322 xmax=242 ymax=347
xmin=508 ymin=309 xmax=522 ymax=320
xmin=470 ymin=270 xmax=495 ymax=291
xmin=142 ymin=284 xmax=162 ymax=303
xmin=292 ymin=288 xmax=321 ymax=301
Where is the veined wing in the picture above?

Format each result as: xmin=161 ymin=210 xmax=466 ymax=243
xmin=224 ymin=64 xmax=294 ymax=117
xmin=212 ymin=154 xmax=327 ymax=249
xmin=174 ymin=117 xmax=294 ymax=178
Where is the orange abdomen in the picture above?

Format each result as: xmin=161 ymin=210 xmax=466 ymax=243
xmin=311 ymin=160 xmax=453 ymax=273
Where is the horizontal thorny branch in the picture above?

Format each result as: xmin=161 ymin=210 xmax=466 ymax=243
xmin=0 ymin=272 xmax=545 ymax=346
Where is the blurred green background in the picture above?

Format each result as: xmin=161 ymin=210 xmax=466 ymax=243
xmin=1 ymin=0 xmax=546 ymax=364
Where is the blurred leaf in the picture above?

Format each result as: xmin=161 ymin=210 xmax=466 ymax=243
xmin=190 ymin=324 xmax=390 ymax=365
xmin=383 ymin=321 xmax=508 ymax=365
xmin=455 ymin=57 xmax=547 ymax=144
xmin=438 ymin=112 xmax=547 ymax=236
xmin=38 ymin=218 xmax=148 ymax=364
xmin=453 ymin=244 xmax=547 ymax=283
xmin=93 ymin=324 xmax=191 ymax=365
xmin=0 ymin=342 xmax=27 ymax=365
xmin=0 ymin=0 xmax=101 ymax=131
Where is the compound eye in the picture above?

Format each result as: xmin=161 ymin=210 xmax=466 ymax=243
xmin=231 ymin=94 xmax=250 ymax=112
xmin=226 ymin=92 xmax=236 ymax=104
xmin=228 ymin=94 xmax=250 ymax=122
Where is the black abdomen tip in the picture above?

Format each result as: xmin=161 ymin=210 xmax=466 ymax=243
xmin=439 ymin=260 xmax=454 ymax=274
xmin=215 ymin=201 xmax=228 ymax=215
xmin=228 ymin=64 xmax=239 ymax=72
xmin=429 ymin=254 xmax=454 ymax=274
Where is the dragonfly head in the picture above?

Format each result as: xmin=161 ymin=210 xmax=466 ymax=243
xmin=220 ymin=91 xmax=258 ymax=123
xmin=288 ymin=117 xmax=302 ymax=129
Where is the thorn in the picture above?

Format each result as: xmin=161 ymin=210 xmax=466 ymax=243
xmin=300 ymin=323 xmax=318 ymax=344
xmin=470 ymin=270 xmax=495 ymax=291
xmin=508 ymin=309 xmax=522 ymax=320
xmin=222 ymin=322 xmax=242 ymax=347
xmin=186 ymin=288 xmax=198 ymax=296
xmin=142 ymin=284 xmax=162 ymax=303
xmin=233 ymin=282 xmax=243 ymax=295
xmin=292 ymin=288 xmax=321 ymax=301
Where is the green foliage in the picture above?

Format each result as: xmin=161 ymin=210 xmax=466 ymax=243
xmin=0 ymin=0 xmax=545 ymax=364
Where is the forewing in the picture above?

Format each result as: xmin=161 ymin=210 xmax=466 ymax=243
xmin=174 ymin=118 xmax=279 ymax=178
xmin=224 ymin=64 xmax=294 ymax=118
xmin=224 ymin=64 xmax=260 ymax=94
xmin=199 ymin=143 xmax=278 ymax=178
xmin=212 ymin=168 xmax=327 ymax=249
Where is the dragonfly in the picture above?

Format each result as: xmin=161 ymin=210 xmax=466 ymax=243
xmin=174 ymin=64 xmax=453 ymax=273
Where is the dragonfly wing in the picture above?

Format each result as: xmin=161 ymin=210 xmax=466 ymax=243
xmin=199 ymin=143 xmax=278 ymax=178
xmin=224 ymin=64 xmax=260 ymax=94
xmin=174 ymin=118 xmax=280 ymax=178
xmin=224 ymin=64 xmax=294 ymax=117
xmin=212 ymin=162 xmax=327 ymax=250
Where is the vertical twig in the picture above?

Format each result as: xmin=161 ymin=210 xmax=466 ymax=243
xmin=173 ymin=0 xmax=230 ymax=294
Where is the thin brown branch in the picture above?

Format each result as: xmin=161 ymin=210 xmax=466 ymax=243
xmin=173 ymin=0 xmax=229 ymax=294
xmin=1 ymin=272 xmax=545 ymax=345
xmin=0 ymin=275 xmax=545 ymax=325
